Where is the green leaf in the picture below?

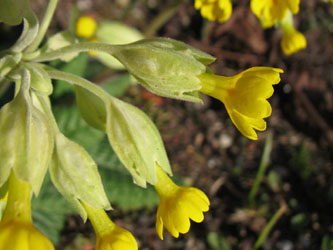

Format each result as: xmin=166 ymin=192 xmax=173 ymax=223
xmin=74 ymin=86 xmax=107 ymax=131
xmin=53 ymin=105 xmax=105 ymax=153
xmin=32 ymin=174 xmax=74 ymax=244
xmin=41 ymin=31 xmax=79 ymax=62
xmin=207 ymin=232 xmax=231 ymax=250
xmin=10 ymin=6 xmax=39 ymax=53
xmin=50 ymin=132 xmax=111 ymax=220
xmin=290 ymin=141 xmax=312 ymax=179
xmin=321 ymin=235 xmax=333 ymax=250
xmin=100 ymin=168 xmax=159 ymax=210
xmin=100 ymin=73 xmax=133 ymax=97
xmin=106 ymin=97 xmax=171 ymax=187
xmin=0 ymin=0 xmax=31 ymax=25
xmin=0 ymin=70 xmax=54 ymax=195
xmin=53 ymin=53 xmax=89 ymax=98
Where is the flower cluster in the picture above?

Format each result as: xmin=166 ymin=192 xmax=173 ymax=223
xmin=251 ymin=0 xmax=306 ymax=55
xmin=0 ymin=0 xmax=283 ymax=249
xmin=194 ymin=0 xmax=307 ymax=55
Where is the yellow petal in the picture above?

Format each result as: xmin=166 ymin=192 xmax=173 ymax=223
xmin=287 ymin=0 xmax=300 ymax=14
xmin=156 ymin=212 xmax=164 ymax=240
xmin=281 ymin=29 xmax=307 ymax=55
xmin=227 ymin=108 xmax=259 ymax=140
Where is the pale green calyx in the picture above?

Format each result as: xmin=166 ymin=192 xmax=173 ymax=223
xmin=0 ymin=70 xmax=54 ymax=195
xmin=111 ymin=38 xmax=216 ymax=103
xmin=106 ymin=96 xmax=172 ymax=187
xmin=46 ymin=68 xmax=172 ymax=187
xmin=50 ymin=132 xmax=111 ymax=221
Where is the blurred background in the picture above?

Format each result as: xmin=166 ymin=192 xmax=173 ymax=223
xmin=1 ymin=0 xmax=332 ymax=249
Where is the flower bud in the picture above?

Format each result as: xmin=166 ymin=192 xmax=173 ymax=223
xmin=112 ymin=38 xmax=215 ymax=103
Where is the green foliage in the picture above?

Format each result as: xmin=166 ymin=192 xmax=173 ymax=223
xmin=100 ymin=73 xmax=134 ymax=97
xmin=52 ymin=53 xmax=89 ymax=97
xmin=321 ymin=235 xmax=333 ymax=250
xmin=267 ymin=170 xmax=282 ymax=192
xmin=0 ymin=0 xmax=31 ymax=25
xmin=290 ymin=141 xmax=312 ymax=179
xmin=41 ymin=31 xmax=79 ymax=62
xmin=100 ymin=167 xmax=159 ymax=210
xmin=207 ymin=232 xmax=231 ymax=250
xmin=291 ymin=213 xmax=309 ymax=229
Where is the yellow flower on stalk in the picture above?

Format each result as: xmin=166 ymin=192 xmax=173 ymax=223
xmin=199 ymin=67 xmax=283 ymax=140
xmin=76 ymin=15 xmax=97 ymax=38
xmin=279 ymin=11 xmax=306 ymax=55
xmin=0 ymin=221 xmax=54 ymax=250
xmin=0 ymin=173 xmax=54 ymax=250
xmin=82 ymin=203 xmax=138 ymax=250
xmin=154 ymin=164 xmax=210 ymax=240
xmin=195 ymin=0 xmax=232 ymax=23
xmin=281 ymin=28 xmax=306 ymax=55
xmin=250 ymin=0 xmax=300 ymax=28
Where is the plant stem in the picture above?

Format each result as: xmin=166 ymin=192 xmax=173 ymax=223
xmin=248 ymin=133 xmax=273 ymax=207
xmin=82 ymin=202 xmax=115 ymax=237
xmin=252 ymin=204 xmax=287 ymax=250
xmin=144 ymin=0 xmax=186 ymax=37
xmin=26 ymin=0 xmax=59 ymax=52
xmin=45 ymin=66 xmax=111 ymax=101
xmin=26 ymin=42 xmax=117 ymax=62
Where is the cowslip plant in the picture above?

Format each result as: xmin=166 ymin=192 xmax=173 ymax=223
xmin=0 ymin=0 xmax=282 ymax=248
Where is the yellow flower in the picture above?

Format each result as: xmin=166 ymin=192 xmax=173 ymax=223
xmin=195 ymin=0 xmax=232 ymax=23
xmin=250 ymin=0 xmax=300 ymax=28
xmin=279 ymin=11 xmax=306 ymax=55
xmin=281 ymin=28 xmax=306 ymax=55
xmin=0 ymin=173 xmax=54 ymax=250
xmin=154 ymin=164 xmax=210 ymax=240
xmin=95 ymin=225 xmax=138 ymax=250
xmin=82 ymin=203 xmax=138 ymax=250
xmin=199 ymin=67 xmax=283 ymax=140
xmin=76 ymin=15 xmax=97 ymax=38
xmin=0 ymin=220 xmax=54 ymax=250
